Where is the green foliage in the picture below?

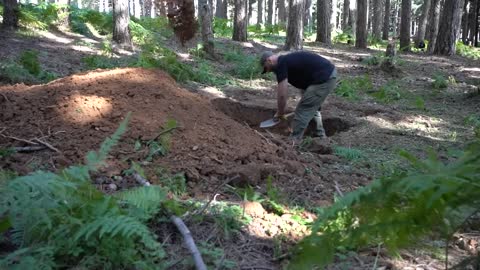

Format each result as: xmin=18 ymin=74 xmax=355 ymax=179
xmin=157 ymin=168 xmax=187 ymax=197
xmin=70 ymin=7 xmax=112 ymax=36
xmin=465 ymin=115 xmax=480 ymax=138
xmin=198 ymin=242 xmax=236 ymax=269
xmin=413 ymin=96 xmax=426 ymax=111
xmin=82 ymin=55 xmax=118 ymax=69
xmin=292 ymin=141 xmax=480 ymax=268
xmin=335 ymin=75 xmax=373 ymax=100
xmin=0 ymin=114 xmax=168 ymax=269
xmin=370 ymin=80 xmax=402 ymax=103
xmin=432 ymin=73 xmax=448 ymax=89
xmin=333 ymin=146 xmax=364 ymax=161
xmin=456 ymin=42 xmax=480 ymax=60
xmin=18 ymin=3 xmax=66 ymax=29
xmin=213 ymin=18 xmax=233 ymax=37
xmin=210 ymin=202 xmax=251 ymax=238
xmin=332 ymin=28 xmax=354 ymax=44
xmin=0 ymin=61 xmax=37 ymax=84
xmin=223 ymin=48 xmax=262 ymax=79
xmin=19 ymin=50 xmax=41 ymax=76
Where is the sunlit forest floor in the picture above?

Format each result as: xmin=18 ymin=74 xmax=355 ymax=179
xmin=1 ymin=25 xmax=480 ymax=269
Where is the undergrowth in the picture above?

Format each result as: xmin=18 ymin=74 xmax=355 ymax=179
xmin=0 ymin=113 xmax=168 ymax=269
xmin=292 ymin=140 xmax=480 ymax=268
xmin=0 ymin=50 xmax=57 ymax=84
xmin=456 ymin=42 xmax=480 ymax=60
xmin=335 ymin=75 xmax=373 ymax=100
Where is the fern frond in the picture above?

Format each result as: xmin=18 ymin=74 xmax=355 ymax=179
xmin=86 ymin=112 xmax=131 ymax=170
xmin=117 ymin=185 xmax=167 ymax=219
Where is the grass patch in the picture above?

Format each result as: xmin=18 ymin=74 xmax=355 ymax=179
xmin=0 ymin=50 xmax=57 ymax=84
xmin=431 ymin=73 xmax=448 ymax=89
xmin=333 ymin=146 xmax=364 ymax=161
xmin=456 ymin=42 xmax=480 ymax=60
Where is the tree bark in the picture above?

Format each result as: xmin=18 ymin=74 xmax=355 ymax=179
xmin=285 ymin=0 xmax=304 ymax=50
xmin=399 ymin=0 xmax=411 ymax=51
xmin=233 ymin=0 xmax=248 ymax=41
xmin=257 ymin=0 xmax=264 ymax=24
xmin=278 ymin=0 xmax=286 ymax=26
xmin=342 ymin=0 xmax=350 ymax=31
xmin=461 ymin=0 xmax=469 ymax=44
xmin=304 ymin=0 xmax=312 ymax=31
xmin=372 ymin=0 xmax=382 ymax=40
xmin=415 ymin=0 xmax=430 ymax=46
xmin=382 ymin=0 xmax=390 ymax=40
xmin=331 ymin=0 xmax=337 ymax=31
xmin=200 ymin=0 xmax=215 ymax=55
xmin=267 ymin=0 xmax=274 ymax=24
xmin=215 ymin=0 xmax=226 ymax=18
xmin=316 ymin=0 xmax=332 ymax=44
xmin=145 ymin=0 xmax=152 ymax=17
xmin=113 ymin=0 xmax=132 ymax=48
xmin=2 ymin=0 xmax=19 ymax=29
xmin=356 ymin=0 xmax=368 ymax=48
xmin=434 ymin=0 xmax=465 ymax=55
xmin=349 ymin=0 xmax=357 ymax=38
xmin=426 ymin=0 xmax=441 ymax=52
xmin=469 ymin=0 xmax=479 ymax=45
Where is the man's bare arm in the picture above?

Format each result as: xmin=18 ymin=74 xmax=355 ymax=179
xmin=276 ymin=79 xmax=288 ymax=116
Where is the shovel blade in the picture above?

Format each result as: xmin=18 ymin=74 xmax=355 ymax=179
xmin=259 ymin=119 xmax=280 ymax=128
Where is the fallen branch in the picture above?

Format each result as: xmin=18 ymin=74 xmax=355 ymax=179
xmin=170 ymin=215 xmax=207 ymax=270
xmin=334 ymin=180 xmax=344 ymax=197
xmin=14 ymin=146 xmax=47 ymax=153
xmin=133 ymin=173 xmax=151 ymax=186
xmin=152 ymin=126 xmax=177 ymax=141
xmin=33 ymin=138 xmax=61 ymax=153
xmin=1 ymin=134 xmax=38 ymax=145
xmin=192 ymin=174 xmax=240 ymax=217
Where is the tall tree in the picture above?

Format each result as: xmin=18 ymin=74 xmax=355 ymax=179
xmin=278 ymin=0 xmax=287 ymax=26
xmin=113 ymin=0 xmax=132 ymax=48
xmin=356 ymin=0 xmax=368 ymax=48
xmin=468 ymin=0 xmax=479 ymax=46
xmin=257 ymin=0 xmax=264 ymax=25
xmin=415 ymin=0 xmax=431 ymax=46
xmin=434 ymin=0 xmax=465 ymax=55
xmin=331 ymin=0 xmax=338 ymax=31
xmin=342 ymin=0 xmax=351 ymax=30
xmin=267 ymin=0 xmax=274 ymax=24
xmin=372 ymin=0 xmax=383 ymax=40
xmin=2 ymin=0 xmax=19 ymax=29
xmin=216 ymin=0 xmax=227 ymax=18
xmin=316 ymin=0 xmax=332 ymax=44
xmin=304 ymin=0 xmax=312 ymax=31
xmin=200 ymin=0 xmax=215 ymax=55
xmin=233 ymin=0 xmax=248 ymax=41
xmin=426 ymin=0 xmax=441 ymax=53
xmin=285 ymin=0 xmax=304 ymax=50
xmin=145 ymin=0 xmax=153 ymax=17
xmin=399 ymin=0 xmax=411 ymax=51
xmin=382 ymin=0 xmax=390 ymax=40
xmin=461 ymin=0 xmax=469 ymax=44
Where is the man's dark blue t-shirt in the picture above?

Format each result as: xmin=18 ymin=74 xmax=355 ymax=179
xmin=273 ymin=51 xmax=335 ymax=90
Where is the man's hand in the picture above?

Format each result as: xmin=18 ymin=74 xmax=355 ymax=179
xmin=276 ymin=79 xmax=288 ymax=116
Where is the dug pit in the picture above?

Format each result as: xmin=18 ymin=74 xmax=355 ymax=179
xmin=211 ymin=97 xmax=354 ymax=137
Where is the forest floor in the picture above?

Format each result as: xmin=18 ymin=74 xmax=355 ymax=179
xmin=1 ymin=27 xmax=480 ymax=269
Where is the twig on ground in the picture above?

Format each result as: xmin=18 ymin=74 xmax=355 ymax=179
xmin=215 ymin=253 xmax=226 ymax=270
xmin=0 ymin=127 xmax=6 ymax=134
xmin=0 ymin=93 xmax=11 ymax=103
xmin=171 ymin=215 xmax=207 ymax=270
xmin=133 ymin=173 xmax=151 ymax=186
xmin=334 ymin=180 xmax=344 ymax=197
xmin=372 ymin=243 xmax=382 ymax=270
xmin=192 ymin=174 xmax=241 ymax=218
xmin=152 ymin=126 xmax=178 ymax=141
xmin=166 ymin=258 xmax=184 ymax=270
xmin=13 ymin=146 xmax=47 ymax=153
xmin=271 ymin=252 xmax=291 ymax=261
xmin=1 ymin=134 xmax=38 ymax=145
xmin=243 ymin=121 xmax=273 ymax=145
xmin=33 ymin=138 xmax=61 ymax=153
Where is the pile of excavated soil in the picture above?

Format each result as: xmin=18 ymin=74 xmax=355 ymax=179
xmin=0 ymin=68 xmax=362 ymax=204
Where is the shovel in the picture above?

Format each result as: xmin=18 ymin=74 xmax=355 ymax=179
xmin=259 ymin=112 xmax=294 ymax=128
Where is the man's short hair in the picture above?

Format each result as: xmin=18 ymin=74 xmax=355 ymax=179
xmin=259 ymin=51 xmax=274 ymax=74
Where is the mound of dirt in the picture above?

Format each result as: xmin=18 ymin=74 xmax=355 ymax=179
xmin=0 ymin=68 xmax=348 ymax=200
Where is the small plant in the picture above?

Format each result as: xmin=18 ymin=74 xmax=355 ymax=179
xmin=210 ymin=203 xmax=251 ymax=239
xmin=370 ymin=80 xmax=402 ymax=103
xmin=82 ymin=55 xmax=117 ymax=69
xmin=19 ymin=50 xmax=41 ymax=76
xmin=456 ymin=42 xmax=480 ymax=60
xmin=333 ymin=146 xmax=363 ymax=161
xmin=432 ymin=73 xmax=448 ymax=89
xmin=132 ymin=119 xmax=177 ymax=161
xmin=213 ymin=18 xmax=233 ymax=38
xmin=159 ymin=170 xmax=187 ymax=197
xmin=413 ymin=96 xmax=426 ymax=110
xmin=197 ymin=242 xmax=236 ymax=269
xmin=335 ymin=75 xmax=373 ymax=100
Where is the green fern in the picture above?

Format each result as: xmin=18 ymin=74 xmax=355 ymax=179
xmin=0 ymin=113 xmax=168 ymax=269
xmin=292 ymin=141 xmax=480 ymax=268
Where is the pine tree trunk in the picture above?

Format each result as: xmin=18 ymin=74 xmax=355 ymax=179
xmin=216 ymin=0 xmax=226 ymax=18
xmin=342 ymin=0 xmax=350 ymax=30
xmin=159 ymin=0 xmax=167 ymax=16
xmin=2 ymin=0 xmax=19 ymax=29
xmin=415 ymin=0 xmax=430 ymax=45
xmin=434 ymin=0 xmax=465 ymax=55
xmin=145 ymin=0 xmax=152 ymax=17
xmin=278 ymin=0 xmax=286 ymax=26
xmin=349 ymin=0 xmax=357 ymax=38
xmin=257 ymin=0 xmax=264 ymax=24
xmin=113 ymin=0 xmax=132 ymax=48
xmin=200 ymin=0 xmax=215 ymax=55
xmin=331 ymin=0 xmax=337 ymax=31
xmin=372 ymin=0 xmax=382 ymax=40
xmin=285 ymin=0 xmax=304 ymax=50
xmin=426 ymin=0 xmax=441 ymax=52
xmin=382 ymin=0 xmax=390 ymax=40
xmin=399 ymin=0 xmax=411 ymax=51
xmin=233 ymin=0 xmax=248 ymax=41
xmin=392 ymin=0 xmax=399 ymax=38
xmin=469 ymin=0 xmax=479 ymax=45
xmin=461 ymin=0 xmax=469 ymax=44
xmin=367 ymin=0 xmax=372 ymax=33
xmin=316 ymin=0 xmax=332 ymax=44
xmin=304 ymin=0 xmax=312 ymax=31
xmin=356 ymin=0 xmax=368 ymax=48
xmin=267 ymin=0 xmax=273 ymax=24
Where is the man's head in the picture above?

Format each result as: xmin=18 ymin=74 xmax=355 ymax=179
xmin=260 ymin=51 xmax=275 ymax=74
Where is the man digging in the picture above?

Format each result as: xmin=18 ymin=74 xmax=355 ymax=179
xmin=260 ymin=50 xmax=337 ymax=145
